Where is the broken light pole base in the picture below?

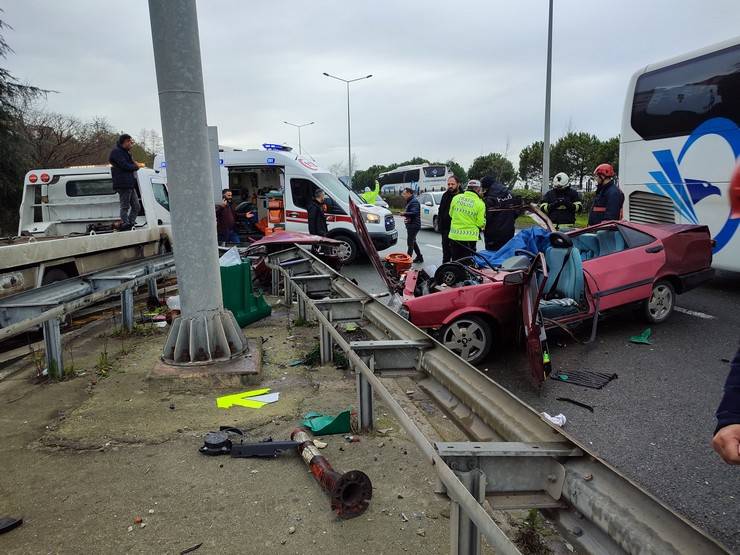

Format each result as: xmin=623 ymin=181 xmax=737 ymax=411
xmin=162 ymin=308 xmax=248 ymax=365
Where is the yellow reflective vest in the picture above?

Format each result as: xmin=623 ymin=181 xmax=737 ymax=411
xmin=448 ymin=191 xmax=486 ymax=242
xmin=361 ymin=181 xmax=381 ymax=205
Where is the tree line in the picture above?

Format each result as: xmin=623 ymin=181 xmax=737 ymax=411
xmin=349 ymin=132 xmax=618 ymax=195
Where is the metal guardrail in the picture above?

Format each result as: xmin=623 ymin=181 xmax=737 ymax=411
xmin=0 ymin=254 xmax=175 ymax=377
xmin=266 ymin=246 xmax=728 ymax=555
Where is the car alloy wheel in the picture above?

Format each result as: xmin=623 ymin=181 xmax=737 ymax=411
xmin=333 ymin=234 xmax=358 ymax=264
xmin=441 ymin=315 xmax=492 ymax=365
xmin=645 ymin=281 xmax=675 ymax=323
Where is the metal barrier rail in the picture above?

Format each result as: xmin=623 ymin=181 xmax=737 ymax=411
xmin=267 ymin=246 xmax=727 ymax=555
xmin=0 ymin=254 xmax=175 ymax=378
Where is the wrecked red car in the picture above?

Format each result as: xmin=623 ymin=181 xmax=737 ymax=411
xmin=349 ymin=200 xmax=714 ymax=385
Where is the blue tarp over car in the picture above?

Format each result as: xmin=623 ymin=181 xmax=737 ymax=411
xmin=472 ymin=227 xmax=552 ymax=268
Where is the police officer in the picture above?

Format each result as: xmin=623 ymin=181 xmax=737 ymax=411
xmin=438 ymin=174 xmax=462 ymax=263
xmin=540 ymin=172 xmax=582 ymax=229
xmin=588 ymin=163 xmax=624 ymax=225
xmin=481 ymin=175 xmax=518 ymax=251
xmin=361 ymin=180 xmax=381 ymax=205
xmin=448 ymin=180 xmax=486 ymax=260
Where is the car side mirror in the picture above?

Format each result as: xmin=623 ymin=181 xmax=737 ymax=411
xmin=503 ymin=271 xmax=525 ymax=285
xmin=424 ymin=201 xmax=433 ymax=206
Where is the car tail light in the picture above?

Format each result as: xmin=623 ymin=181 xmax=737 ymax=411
xmin=40 ymin=173 xmax=50 ymax=183
xmin=28 ymin=174 xmax=38 ymax=183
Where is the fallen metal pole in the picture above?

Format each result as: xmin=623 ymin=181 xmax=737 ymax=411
xmin=291 ymin=427 xmax=373 ymax=519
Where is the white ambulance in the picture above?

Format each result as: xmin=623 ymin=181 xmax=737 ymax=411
xmin=154 ymin=144 xmax=397 ymax=263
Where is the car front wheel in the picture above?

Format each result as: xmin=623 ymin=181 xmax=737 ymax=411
xmin=643 ymin=280 xmax=675 ymax=324
xmin=440 ymin=315 xmax=492 ymax=365
xmin=333 ymin=234 xmax=358 ymax=264
xmin=433 ymin=216 xmax=439 ymax=233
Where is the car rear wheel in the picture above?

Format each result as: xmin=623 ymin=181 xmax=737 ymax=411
xmin=643 ymin=280 xmax=675 ymax=324
xmin=433 ymin=216 xmax=439 ymax=233
xmin=441 ymin=315 xmax=492 ymax=365
xmin=333 ymin=234 xmax=358 ymax=264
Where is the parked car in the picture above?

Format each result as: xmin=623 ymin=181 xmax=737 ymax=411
xmin=419 ymin=191 xmax=445 ymax=231
xmin=349 ymin=199 xmax=714 ymax=385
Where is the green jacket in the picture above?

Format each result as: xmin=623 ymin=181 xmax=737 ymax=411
xmin=361 ymin=181 xmax=381 ymax=205
xmin=448 ymin=191 xmax=486 ymax=242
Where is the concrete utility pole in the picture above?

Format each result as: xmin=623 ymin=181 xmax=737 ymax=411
xmin=208 ymin=126 xmax=222 ymax=202
xmin=149 ymin=0 xmax=247 ymax=364
xmin=542 ymin=0 xmax=554 ymax=194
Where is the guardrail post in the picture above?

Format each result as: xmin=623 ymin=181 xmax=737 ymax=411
xmin=121 ymin=288 xmax=134 ymax=331
xmin=42 ymin=318 xmax=64 ymax=380
xmin=146 ymin=264 xmax=158 ymax=303
xmin=450 ymin=468 xmax=486 ymax=555
xmin=284 ymin=275 xmax=292 ymax=305
xmin=297 ymin=290 xmax=307 ymax=322
xmin=356 ymin=356 xmax=375 ymax=431
xmin=319 ymin=310 xmax=334 ymax=364
xmin=271 ymin=268 xmax=280 ymax=296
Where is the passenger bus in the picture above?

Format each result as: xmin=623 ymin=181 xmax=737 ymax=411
xmin=378 ymin=163 xmax=449 ymax=195
xmin=620 ymin=37 xmax=740 ymax=272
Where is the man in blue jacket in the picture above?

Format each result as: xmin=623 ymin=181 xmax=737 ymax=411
xmin=109 ymin=134 xmax=141 ymax=231
xmin=588 ymin=163 xmax=624 ymax=225
xmin=713 ymin=347 xmax=740 ymax=464
xmin=401 ymin=187 xmax=423 ymax=263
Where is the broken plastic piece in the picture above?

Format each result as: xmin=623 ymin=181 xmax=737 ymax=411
xmin=216 ymin=388 xmax=272 ymax=409
xmin=302 ymin=410 xmax=352 ymax=436
xmin=0 ymin=516 xmax=22 ymax=535
xmin=541 ymin=412 xmax=567 ymax=427
xmin=629 ymin=328 xmax=653 ymax=345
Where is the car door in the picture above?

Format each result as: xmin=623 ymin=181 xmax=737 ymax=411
xmin=419 ymin=193 xmax=432 ymax=227
xmin=521 ymin=253 xmax=551 ymax=386
xmin=583 ymin=224 xmax=665 ymax=311
xmin=284 ymin=176 xmax=314 ymax=232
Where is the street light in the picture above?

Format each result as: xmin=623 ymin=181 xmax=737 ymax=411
xmin=283 ymin=120 xmax=314 ymax=154
xmin=322 ymin=72 xmax=373 ymax=188
xmin=542 ymin=0 xmax=554 ymax=194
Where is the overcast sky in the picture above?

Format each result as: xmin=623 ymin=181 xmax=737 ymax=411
xmin=2 ymin=1 xmax=739 ymax=171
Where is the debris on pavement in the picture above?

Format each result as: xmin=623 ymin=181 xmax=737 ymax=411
xmin=342 ymin=322 xmax=359 ymax=332
xmin=216 ymin=388 xmax=279 ymax=409
xmin=344 ymin=434 xmax=361 ymax=443
xmin=133 ymin=516 xmax=143 ymax=525
xmin=199 ymin=428 xmax=299 ymax=458
xmin=551 ymin=370 xmax=617 ymax=389
xmin=0 ymin=516 xmax=23 ymax=535
xmin=556 ymin=397 xmax=595 ymax=412
xmin=180 ymin=543 xmax=203 ymax=554
xmin=301 ymin=410 xmax=352 ymax=435
xmin=629 ymin=328 xmax=653 ymax=345
xmin=541 ymin=412 xmax=567 ymax=427
xmin=312 ymin=439 xmax=328 ymax=449
xmin=288 ymin=359 xmax=306 ymax=367
xmin=291 ymin=427 xmax=372 ymax=519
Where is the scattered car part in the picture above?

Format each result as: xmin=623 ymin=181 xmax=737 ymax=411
xmin=291 ymin=427 xmax=372 ymax=519
xmin=0 ymin=516 xmax=23 ymax=535
xmin=551 ymin=370 xmax=618 ymax=389
xmin=556 ymin=397 xmax=595 ymax=412
xmin=199 ymin=428 xmax=299 ymax=458
xmin=630 ymin=328 xmax=653 ymax=345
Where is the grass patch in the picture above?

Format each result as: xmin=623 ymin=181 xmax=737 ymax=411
xmin=514 ymin=509 xmax=552 ymax=555
xmin=516 ymin=213 xmax=588 ymax=229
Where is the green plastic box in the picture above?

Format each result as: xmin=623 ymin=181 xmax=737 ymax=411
xmin=220 ymin=260 xmax=271 ymax=327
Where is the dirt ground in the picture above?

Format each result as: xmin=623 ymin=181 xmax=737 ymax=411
xmin=0 ymin=300 xmax=471 ymax=554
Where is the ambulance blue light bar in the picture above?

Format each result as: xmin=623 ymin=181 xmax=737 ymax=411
xmin=262 ymin=143 xmax=293 ymax=152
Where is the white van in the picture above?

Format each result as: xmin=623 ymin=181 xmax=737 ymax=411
xmin=154 ymin=144 xmax=397 ymax=263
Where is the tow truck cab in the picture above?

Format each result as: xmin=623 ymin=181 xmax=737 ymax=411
xmin=154 ymin=144 xmax=397 ymax=263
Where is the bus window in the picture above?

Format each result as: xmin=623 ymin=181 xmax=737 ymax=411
xmin=631 ymin=44 xmax=740 ymax=140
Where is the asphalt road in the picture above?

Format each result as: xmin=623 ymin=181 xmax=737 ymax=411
xmin=344 ymin=217 xmax=740 ymax=552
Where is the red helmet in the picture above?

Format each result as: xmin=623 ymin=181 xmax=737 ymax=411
xmin=593 ymin=163 xmax=615 ymax=178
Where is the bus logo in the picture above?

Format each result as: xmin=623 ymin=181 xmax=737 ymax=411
xmin=645 ymin=117 xmax=740 ymax=253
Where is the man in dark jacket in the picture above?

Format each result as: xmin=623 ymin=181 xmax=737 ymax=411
xmin=215 ymin=190 xmax=240 ymax=244
xmin=713 ymin=347 xmax=740 ymax=464
xmin=307 ymin=189 xmax=328 ymax=237
xmin=481 ymin=176 xmax=518 ymax=251
xmin=588 ymin=163 xmax=624 ymax=225
xmin=438 ymin=175 xmax=461 ymax=263
xmin=401 ymin=187 xmax=423 ymax=263
xmin=109 ymin=134 xmax=141 ymax=230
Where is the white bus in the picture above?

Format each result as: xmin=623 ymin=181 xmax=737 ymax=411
xmin=620 ymin=37 xmax=740 ymax=272
xmin=378 ymin=163 xmax=450 ymax=195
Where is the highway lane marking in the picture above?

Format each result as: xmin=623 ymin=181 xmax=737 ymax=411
xmin=675 ymin=306 xmax=715 ymax=319
xmin=424 ymin=244 xmax=443 ymax=250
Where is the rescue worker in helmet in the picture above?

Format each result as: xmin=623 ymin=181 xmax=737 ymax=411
xmin=361 ymin=180 xmax=381 ymax=205
xmin=588 ymin=163 xmax=624 ymax=225
xmin=539 ymin=172 xmax=582 ymax=229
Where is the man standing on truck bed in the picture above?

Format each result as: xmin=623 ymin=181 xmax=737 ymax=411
xmin=109 ymin=134 xmax=141 ymax=231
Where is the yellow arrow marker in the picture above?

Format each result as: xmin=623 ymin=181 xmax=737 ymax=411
xmin=216 ymin=388 xmax=271 ymax=409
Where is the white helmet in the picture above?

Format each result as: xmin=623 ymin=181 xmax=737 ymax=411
xmin=552 ymin=172 xmax=570 ymax=189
